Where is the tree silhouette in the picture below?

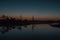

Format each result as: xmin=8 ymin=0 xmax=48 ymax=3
xmin=32 ymin=16 xmax=34 ymax=21
xmin=20 ymin=15 xmax=22 ymax=20
xmin=2 ymin=15 xmax=6 ymax=18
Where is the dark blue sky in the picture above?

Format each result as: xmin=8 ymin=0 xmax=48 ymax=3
xmin=0 ymin=0 xmax=60 ymax=19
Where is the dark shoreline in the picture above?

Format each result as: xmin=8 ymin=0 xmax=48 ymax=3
xmin=0 ymin=19 xmax=60 ymax=26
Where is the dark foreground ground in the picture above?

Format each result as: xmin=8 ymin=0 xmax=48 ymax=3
xmin=0 ymin=34 xmax=60 ymax=40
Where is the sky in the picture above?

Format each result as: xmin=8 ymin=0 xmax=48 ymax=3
xmin=0 ymin=0 xmax=60 ymax=20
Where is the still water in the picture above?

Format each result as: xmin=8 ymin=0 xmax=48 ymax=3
xmin=0 ymin=24 xmax=60 ymax=40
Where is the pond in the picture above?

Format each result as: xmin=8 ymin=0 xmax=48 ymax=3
xmin=0 ymin=24 xmax=60 ymax=40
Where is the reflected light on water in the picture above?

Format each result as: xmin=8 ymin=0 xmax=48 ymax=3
xmin=0 ymin=24 xmax=60 ymax=40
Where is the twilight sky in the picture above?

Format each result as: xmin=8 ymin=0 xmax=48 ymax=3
xmin=0 ymin=0 xmax=60 ymax=20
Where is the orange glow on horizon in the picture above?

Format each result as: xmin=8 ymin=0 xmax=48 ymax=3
xmin=0 ymin=15 xmax=60 ymax=20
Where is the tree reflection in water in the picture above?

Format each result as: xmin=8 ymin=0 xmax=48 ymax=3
xmin=0 ymin=25 xmax=33 ymax=34
xmin=32 ymin=24 xmax=35 ymax=30
xmin=18 ymin=26 xmax=22 ymax=30
xmin=1 ymin=26 xmax=10 ymax=34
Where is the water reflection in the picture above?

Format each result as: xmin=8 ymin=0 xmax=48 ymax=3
xmin=0 ymin=25 xmax=33 ymax=34
xmin=0 ymin=24 xmax=60 ymax=34
xmin=0 ymin=24 xmax=60 ymax=40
